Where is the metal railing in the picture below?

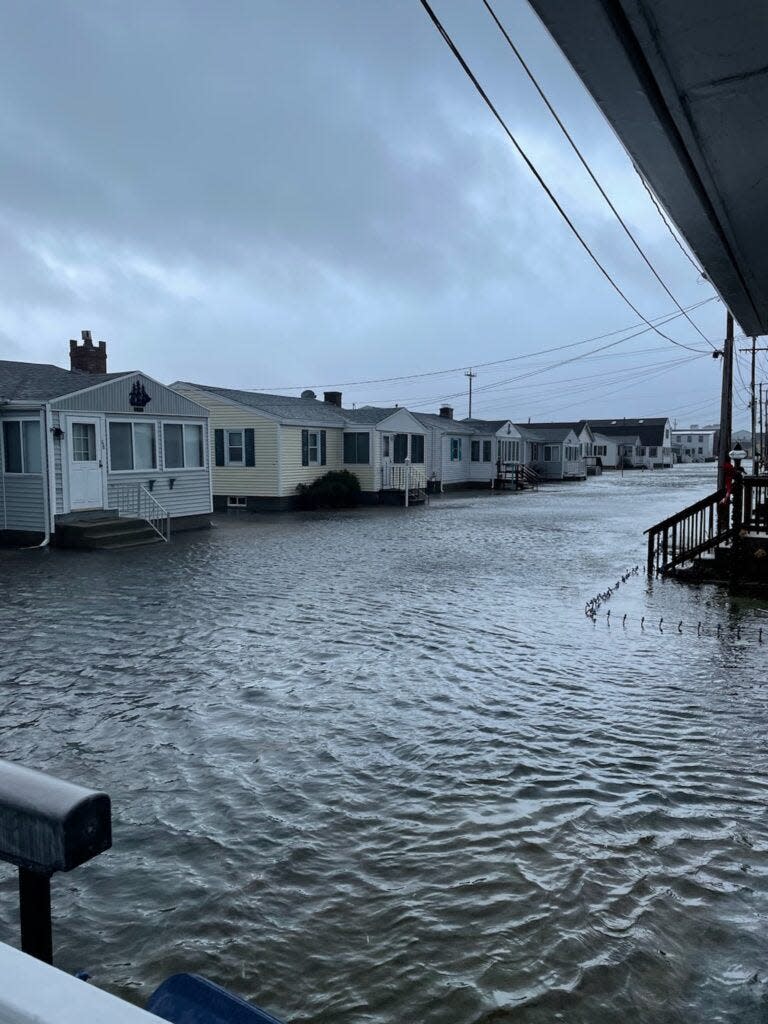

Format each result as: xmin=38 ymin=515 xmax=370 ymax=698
xmin=113 ymin=483 xmax=170 ymax=541
xmin=381 ymin=463 xmax=427 ymax=492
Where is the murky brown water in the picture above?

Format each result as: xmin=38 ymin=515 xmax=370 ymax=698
xmin=2 ymin=466 xmax=768 ymax=1023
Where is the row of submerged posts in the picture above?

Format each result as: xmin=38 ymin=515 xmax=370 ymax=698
xmin=0 ymin=760 xmax=283 ymax=1023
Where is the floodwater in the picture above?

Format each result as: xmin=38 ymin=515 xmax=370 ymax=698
xmin=2 ymin=465 xmax=768 ymax=1024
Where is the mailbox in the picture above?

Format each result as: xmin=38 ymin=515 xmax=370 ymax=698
xmin=0 ymin=761 xmax=112 ymax=964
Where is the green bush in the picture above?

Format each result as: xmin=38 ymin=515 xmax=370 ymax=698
xmin=296 ymin=470 xmax=362 ymax=510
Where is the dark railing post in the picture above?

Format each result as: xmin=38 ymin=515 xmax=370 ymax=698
xmin=19 ymin=869 xmax=53 ymax=964
xmin=647 ymin=529 xmax=655 ymax=576
xmin=0 ymin=761 xmax=111 ymax=964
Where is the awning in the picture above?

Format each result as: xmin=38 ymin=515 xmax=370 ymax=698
xmin=528 ymin=0 xmax=768 ymax=337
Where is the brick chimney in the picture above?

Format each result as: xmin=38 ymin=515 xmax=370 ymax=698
xmin=324 ymin=391 xmax=342 ymax=407
xmin=439 ymin=405 xmax=454 ymax=419
xmin=70 ymin=330 xmax=107 ymax=374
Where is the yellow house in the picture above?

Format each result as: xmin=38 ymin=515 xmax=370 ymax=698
xmin=171 ymin=383 xmax=427 ymax=510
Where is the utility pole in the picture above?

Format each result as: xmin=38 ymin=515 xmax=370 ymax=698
xmin=465 ymin=368 xmax=477 ymax=418
xmin=760 ymin=383 xmax=764 ymax=473
xmin=751 ymin=336 xmax=757 ymax=469
xmin=717 ymin=312 xmax=734 ymax=528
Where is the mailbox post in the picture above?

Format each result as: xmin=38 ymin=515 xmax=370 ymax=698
xmin=0 ymin=761 xmax=112 ymax=964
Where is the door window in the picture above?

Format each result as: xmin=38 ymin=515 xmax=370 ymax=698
xmin=72 ymin=423 xmax=96 ymax=462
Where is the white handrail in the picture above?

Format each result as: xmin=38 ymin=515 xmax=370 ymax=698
xmin=381 ymin=464 xmax=427 ymax=492
xmin=112 ymin=484 xmax=170 ymax=541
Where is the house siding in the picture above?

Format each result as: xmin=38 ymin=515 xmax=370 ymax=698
xmin=1 ymin=409 xmax=47 ymax=533
xmin=53 ymin=374 xmax=205 ymax=417
xmin=280 ymin=426 xmax=343 ymax=496
xmin=172 ymin=385 xmax=280 ymax=497
xmin=343 ymin=429 xmax=377 ymax=492
xmin=2 ymin=475 xmax=46 ymax=531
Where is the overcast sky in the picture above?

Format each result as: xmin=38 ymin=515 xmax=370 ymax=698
xmin=0 ymin=0 xmax=748 ymax=426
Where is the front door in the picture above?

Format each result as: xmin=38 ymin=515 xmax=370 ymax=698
xmin=67 ymin=417 xmax=106 ymax=511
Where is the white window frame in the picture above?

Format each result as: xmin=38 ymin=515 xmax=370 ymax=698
xmin=308 ymin=430 xmax=320 ymax=465
xmin=2 ymin=417 xmax=42 ymax=475
xmin=107 ymin=419 xmax=158 ymax=474
xmin=162 ymin=421 xmax=206 ymax=471
xmin=225 ymin=429 xmax=245 ymax=466
xmin=449 ymin=437 xmax=462 ymax=462
xmin=543 ymin=444 xmax=560 ymax=462
xmin=343 ymin=431 xmax=370 ymax=465
xmin=227 ymin=496 xmax=248 ymax=507
xmin=382 ymin=434 xmax=391 ymax=459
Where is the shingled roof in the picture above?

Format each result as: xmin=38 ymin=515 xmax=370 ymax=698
xmin=175 ymin=382 xmax=347 ymax=426
xmin=0 ymin=360 xmax=122 ymax=402
xmin=590 ymin=417 xmax=669 ymax=447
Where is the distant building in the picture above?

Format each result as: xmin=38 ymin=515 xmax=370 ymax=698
xmin=590 ymin=417 xmax=673 ymax=469
xmin=670 ymin=425 xmax=718 ymax=463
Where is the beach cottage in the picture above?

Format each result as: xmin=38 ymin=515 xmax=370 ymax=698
xmin=0 ymin=334 xmax=212 ymax=547
xmin=590 ymin=418 xmax=673 ymax=469
xmin=413 ymin=407 xmax=477 ymax=490
xmin=170 ymin=384 xmax=428 ymax=508
xmin=514 ymin=423 xmax=587 ymax=481
xmin=462 ymin=418 xmax=525 ymax=485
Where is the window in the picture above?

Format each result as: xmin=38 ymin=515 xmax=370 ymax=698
xmin=393 ymin=433 xmax=408 ymax=464
xmin=227 ymin=496 xmax=247 ymax=507
xmin=164 ymin=423 xmax=204 ymax=469
xmin=687 ymin=434 xmax=692 ymax=442
xmin=543 ymin=445 xmax=560 ymax=462
xmin=301 ymin=429 xmax=326 ymax=466
xmin=72 ymin=422 xmax=96 ymax=462
xmin=2 ymin=419 xmax=41 ymax=474
xmin=450 ymin=437 xmax=462 ymax=461
xmin=227 ymin=429 xmax=244 ymax=465
xmin=471 ymin=440 xmax=480 ymax=462
xmin=410 ymin=434 xmax=425 ymax=463
xmin=308 ymin=431 xmax=319 ymax=464
xmin=594 ymin=445 xmax=607 ymax=457
xmin=698 ymin=434 xmax=704 ymax=442
xmin=382 ymin=435 xmax=391 ymax=458
xmin=510 ymin=440 xmax=520 ymax=462
xmin=343 ymin=432 xmax=370 ymax=464
xmin=649 ymin=446 xmax=658 ymax=457
xmin=109 ymin=421 xmax=156 ymax=471
xmin=482 ymin=440 xmax=492 ymax=462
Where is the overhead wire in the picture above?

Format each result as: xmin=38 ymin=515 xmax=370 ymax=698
xmin=418 ymin=0 xmax=711 ymax=354
xmin=480 ymin=0 xmax=715 ymax=348
xmin=251 ymin=295 xmax=717 ymax=393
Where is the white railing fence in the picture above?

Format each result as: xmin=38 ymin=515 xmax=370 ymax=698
xmin=112 ymin=484 xmax=170 ymax=542
xmin=381 ymin=463 xmax=428 ymax=493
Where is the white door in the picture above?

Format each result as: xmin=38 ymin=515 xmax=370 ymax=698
xmin=67 ymin=417 xmax=106 ymax=511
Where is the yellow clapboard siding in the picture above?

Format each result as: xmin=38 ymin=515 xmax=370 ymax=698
xmin=173 ymin=386 xmax=280 ymax=496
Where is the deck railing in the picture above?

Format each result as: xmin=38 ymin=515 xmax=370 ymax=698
xmin=113 ymin=483 xmax=170 ymax=541
xmin=645 ymin=488 xmax=725 ymax=576
xmin=742 ymin=475 xmax=768 ymax=533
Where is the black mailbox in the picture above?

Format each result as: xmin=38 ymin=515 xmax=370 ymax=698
xmin=0 ymin=761 xmax=112 ymax=964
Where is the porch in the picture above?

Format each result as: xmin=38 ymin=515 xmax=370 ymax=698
xmin=646 ymin=474 xmax=768 ymax=586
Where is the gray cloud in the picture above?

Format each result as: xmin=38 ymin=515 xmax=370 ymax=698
xmin=0 ymin=0 xmax=731 ymax=424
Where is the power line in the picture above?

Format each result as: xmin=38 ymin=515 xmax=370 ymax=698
xmin=632 ymin=167 xmax=705 ymax=276
xmin=418 ymin=0 xmax=710 ymax=354
xmin=480 ymin=0 xmax=715 ymax=348
xmin=250 ymin=296 xmax=717 ymax=393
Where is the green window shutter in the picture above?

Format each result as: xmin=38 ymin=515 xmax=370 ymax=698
xmin=359 ymin=433 xmax=370 ymax=463
xmin=410 ymin=434 xmax=424 ymax=463
xmin=471 ymin=440 xmax=480 ymax=462
xmin=214 ymin=429 xmax=225 ymax=467
xmin=245 ymin=428 xmax=255 ymax=466
xmin=320 ymin=430 xmax=327 ymax=465
xmin=301 ymin=430 xmax=309 ymax=466
xmin=483 ymin=440 xmax=492 ymax=462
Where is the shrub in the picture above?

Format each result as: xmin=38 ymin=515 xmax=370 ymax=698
xmin=295 ymin=470 xmax=362 ymax=510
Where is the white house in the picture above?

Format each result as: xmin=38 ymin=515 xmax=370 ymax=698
xmin=670 ymin=425 xmax=718 ymax=462
xmin=1 ymin=334 xmax=212 ymax=548
xmin=590 ymin=417 xmax=673 ymax=468
xmin=413 ymin=407 xmax=478 ymax=490
xmin=514 ymin=423 xmax=587 ymax=480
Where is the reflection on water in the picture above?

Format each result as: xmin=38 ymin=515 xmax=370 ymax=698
xmin=2 ymin=466 xmax=768 ymax=1023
